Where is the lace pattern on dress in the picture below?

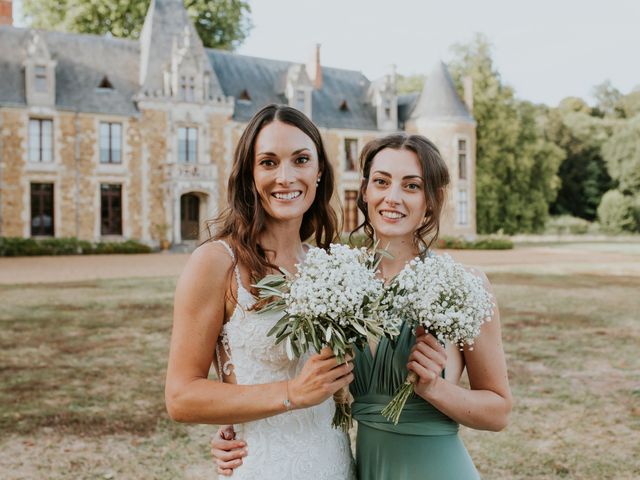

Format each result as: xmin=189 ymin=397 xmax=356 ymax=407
xmin=214 ymin=240 xmax=242 ymax=380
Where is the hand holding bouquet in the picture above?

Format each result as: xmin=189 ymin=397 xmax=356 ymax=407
xmin=255 ymin=243 xmax=398 ymax=431
xmin=381 ymin=253 xmax=494 ymax=424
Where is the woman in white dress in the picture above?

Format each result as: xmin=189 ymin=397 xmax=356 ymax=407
xmin=165 ymin=104 xmax=356 ymax=479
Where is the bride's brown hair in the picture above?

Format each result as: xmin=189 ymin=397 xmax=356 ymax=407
xmin=352 ymin=134 xmax=450 ymax=252
xmin=208 ymin=104 xmax=339 ymax=293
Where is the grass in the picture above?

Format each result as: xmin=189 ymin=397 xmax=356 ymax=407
xmin=1 ymin=271 xmax=639 ymax=479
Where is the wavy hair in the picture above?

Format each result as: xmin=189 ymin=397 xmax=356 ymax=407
xmin=207 ymin=104 xmax=339 ymax=293
xmin=352 ymin=133 xmax=450 ymax=252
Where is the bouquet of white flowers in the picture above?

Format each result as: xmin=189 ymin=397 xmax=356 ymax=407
xmin=255 ymin=243 xmax=400 ymax=431
xmin=380 ymin=253 xmax=494 ymax=425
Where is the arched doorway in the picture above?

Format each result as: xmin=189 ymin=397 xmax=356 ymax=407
xmin=180 ymin=193 xmax=200 ymax=241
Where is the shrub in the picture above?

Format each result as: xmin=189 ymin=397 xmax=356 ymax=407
xmin=545 ymin=215 xmax=592 ymax=235
xmin=435 ymin=236 xmax=513 ymax=250
xmin=597 ymin=190 xmax=639 ymax=233
xmin=0 ymin=237 xmax=151 ymax=257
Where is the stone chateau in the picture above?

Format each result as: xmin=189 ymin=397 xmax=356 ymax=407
xmin=0 ymin=0 xmax=476 ymax=246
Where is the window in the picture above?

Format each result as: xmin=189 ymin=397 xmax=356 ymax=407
xmin=179 ymin=76 xmax=187 ymax=99
xmin=30 ymin=183 xmax=54 ymax=236
xmin=458 ymin=138 xmax=468 ymax=180
xmin=34 ymin=66 xmax=47 ymax=92
xmin=178 ymin=127 xmax=198 ymax=163
xmin=344 ymin=138 xmax=358 ymax=172
xmin=457 ymin=189 xmax=469 ymax=226
xmin=343 ymin=190 xmax=359 ymax=232
xmin=28 ymin=118 xmax=53 ymax=163
xmin=187 ymin=77 xmax=195 ymax=102
xmin=100 ymin=122 xmax=122 ymax=164
xmin=295 ymin=89 xmax=306 ymax=111
xmin=180 ymin=76 xmax=195 ymax=101
xmin=101 ymin=184 xmax=122 ymax=235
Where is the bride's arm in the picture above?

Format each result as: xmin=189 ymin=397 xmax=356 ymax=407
xmin=165 ymin=242 xmax=354 ymax=425
xmin=409 ymin=272 xmax=512 ymax=431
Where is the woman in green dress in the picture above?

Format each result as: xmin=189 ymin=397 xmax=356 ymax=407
xmin=211 ymin=133 xmax=512 ymax=479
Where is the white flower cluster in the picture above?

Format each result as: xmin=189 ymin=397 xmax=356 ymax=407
xmin=286 ymin=244 xmax=383 ymax=324
xmin=259 ymin=243 xmax=395 ymax=363
xmin=389 ymin=253 xmax=494 ymax=349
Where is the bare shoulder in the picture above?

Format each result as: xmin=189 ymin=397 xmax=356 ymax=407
xmin=178 ymin=240 xmax=234 ymax=292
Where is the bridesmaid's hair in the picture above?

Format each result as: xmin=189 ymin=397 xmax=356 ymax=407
xmin=207 ymin=104 xmax=339 ymax=293
xmin=352 ymin=133 xmax=450 ymax=252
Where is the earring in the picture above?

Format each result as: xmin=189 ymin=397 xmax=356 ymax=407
xmin=316 ymin=176 xmax=321 ymax=187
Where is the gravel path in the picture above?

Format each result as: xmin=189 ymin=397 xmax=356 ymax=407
xmin=0 ymin=244 xmax=638 ymax=285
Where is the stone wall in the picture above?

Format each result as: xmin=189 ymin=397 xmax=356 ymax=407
xmin=0 ymin=109 xmax=25 ymax=236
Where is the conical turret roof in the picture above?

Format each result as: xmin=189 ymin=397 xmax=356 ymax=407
xmin=410 ymin=61 xmax=474 ymax=123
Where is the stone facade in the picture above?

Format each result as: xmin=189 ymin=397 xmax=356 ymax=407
xmin=0 ymin=0 xmax=476 ymax=246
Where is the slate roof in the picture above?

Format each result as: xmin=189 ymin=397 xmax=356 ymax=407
xmin=0 ymin=26 xmax=140 ymax=116
xmin=410 ymin=61 xmax=474 ymax=123
xmin=208 ymin=49 xmax=378 ymax=130
xmin=0 ymin=3 xmax=471 ymax=130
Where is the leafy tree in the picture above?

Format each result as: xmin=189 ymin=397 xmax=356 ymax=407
xmin=22 ymin=0 xmax=252 ymax=50
xmin=396 ymin=74 xmax=425 ymax=94
xmin=601 ymin=116 xmax=640 ymax=195
xmin=447 ymin=34 xmax=563 ymax=234
xmin=592 ymin=80 xmax=626 ymax=118
xmin=597 ymin=189 xmax=639 ymax=233
xmin=544 ymin=106 xmax=614 ymax=220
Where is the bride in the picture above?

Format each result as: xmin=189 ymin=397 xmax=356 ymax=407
xmin=165 ymin=104 xmax=356 ymax=479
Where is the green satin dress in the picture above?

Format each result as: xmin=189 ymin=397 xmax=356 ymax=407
xmin=350 ymin=322 xmax=480 ymax=480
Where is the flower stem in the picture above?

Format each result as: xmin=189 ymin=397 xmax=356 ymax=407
xmin=381 ymin=371 xmax=418 ymax=425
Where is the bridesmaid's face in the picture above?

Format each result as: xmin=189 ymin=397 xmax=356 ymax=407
xmin=253 ymin=121 xmax=321 ymax=223
xmin=363 ymin=148 xmax=428 ymax=241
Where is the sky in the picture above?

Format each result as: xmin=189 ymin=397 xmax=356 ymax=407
xmin=12 ymin=0 xmax=640 ymax=106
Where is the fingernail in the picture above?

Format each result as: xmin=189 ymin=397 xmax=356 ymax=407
xmin=239 ymin=441 xmax=246 ymax=447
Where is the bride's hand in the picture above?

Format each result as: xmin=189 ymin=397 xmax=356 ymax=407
xmin=408 ymin=327 xmax=447 ymax=397
xmin=210 ymin=425 xmax=247 ymax=476
xmin=288 ymin=347 xmax=354 ymax=409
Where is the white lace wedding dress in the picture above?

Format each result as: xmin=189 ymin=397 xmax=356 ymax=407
xmin=215 ymin=241 xmax=355 ymax=479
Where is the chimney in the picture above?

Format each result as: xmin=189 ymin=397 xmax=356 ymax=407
xmin=0 ymin=0 xmax=12 ymax=26
xmin=463 ymin=75 xmax=473 ymax=114
xmin=306 ymin=43 xmax=323 ymax=89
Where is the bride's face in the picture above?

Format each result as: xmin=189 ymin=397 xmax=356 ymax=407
xmin=253 ymin=121 xmax=321 ymax=223
xmin=363 ymin=148 xmax=428 ymax=241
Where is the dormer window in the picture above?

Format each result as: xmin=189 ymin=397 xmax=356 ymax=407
xmin=239 ymin=89 xmax=251 ymax=101
xmin=34 ymin=66 xmax=47 ymax=92
xmin=98 ymin=75 xmax=114 ymax=90
xmin=339 ymin=100 xmax=349 ymax=112
xmin=180 ymin=76 xmax=196 ymax=101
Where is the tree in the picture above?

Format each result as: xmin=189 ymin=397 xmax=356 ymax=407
xmin=22 ymin=0 xmax=252 ymax=50
xmin=592 ymin=80 xmax=626 ymax=118
xmin=597 ymin=189 xmax=639 ymax=233
xmin=544 ymin=106 xmax=614 ymax=220
xmin=396 ymin=74 xmax=425 ymax=94
xmin=447 ymin=34 xmax=563 ymax=234
xmin=602 ymin=116 xmax=640 ymax=195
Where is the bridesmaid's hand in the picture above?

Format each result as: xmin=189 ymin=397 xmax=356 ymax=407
xmin=210 ymin=425 xmax=247 ymax=476
xmin=408 ymin=327 xmax=447 ymax=398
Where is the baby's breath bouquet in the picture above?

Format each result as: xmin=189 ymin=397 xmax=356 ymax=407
xmin=255 ymin=243 xmax=398 ymax=431
xmin=380 ymin=253 xmax=494 ymax=425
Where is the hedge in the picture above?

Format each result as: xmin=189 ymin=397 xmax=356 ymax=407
xmin=0 ymin=237 xmax=152 ymax=257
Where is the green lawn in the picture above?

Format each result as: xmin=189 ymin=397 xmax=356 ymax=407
xmin=1 ymin=272 xmax=638 ymax=479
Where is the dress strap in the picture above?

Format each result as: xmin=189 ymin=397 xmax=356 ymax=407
xmin=216 ymin=240 xmax=244 ymax=291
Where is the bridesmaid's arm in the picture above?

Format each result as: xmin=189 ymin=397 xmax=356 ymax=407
xmin=165 ymin=242 xmax=354 ymax=425
xmin=409 ymin=273 xmax=512 ymax=432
